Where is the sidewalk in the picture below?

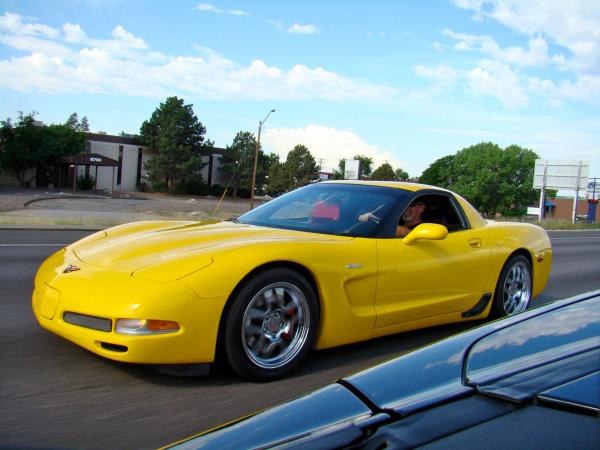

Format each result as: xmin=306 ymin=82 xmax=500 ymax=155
xmin=0 ymin=186 xmax=251 ymax=230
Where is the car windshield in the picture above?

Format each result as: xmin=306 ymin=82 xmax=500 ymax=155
xmin=236 ymin=183 xmax=408 ymax=237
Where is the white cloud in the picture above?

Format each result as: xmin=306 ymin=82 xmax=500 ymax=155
xmin=110 ymin=25 xmax=148 ymax=49
xmin=446 ymin=2 xmax=600 ymax=107
xmin=444 ymin=30 xmax=550 ymax=67
xmin=0 ymin=34 xmax=75 ymax=60
xmin=263 ymin=124 xmax=407 ymax=174
xmin=0 ymin=12 xmax=395 ymax=102
xmin=414 ymin=64 xmax=459 ymax=88
xmin=431 ymin=42 xmax=444 ymax=51
xmin=466 ymin=59 xmax=529 ymax=108
xmin=62 ymin=23 xmax=89 ymax=43
xmin=287 ymin=24 xmax=318 ymax=35
xmin=0 ymin=12 xmax=59 ymax=38
xmin=267 ymin=19 xmax=284 ymax=31
xmin=195 ymin=3 xmax=249 ymax=16
xmin=451 ymin=0 xmax=600 ymax=75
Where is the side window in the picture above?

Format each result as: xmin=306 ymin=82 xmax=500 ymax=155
xmin=410 ymin=194 xmax=467 ymax=232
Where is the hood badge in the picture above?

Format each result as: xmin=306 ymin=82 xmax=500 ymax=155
xmin=63 ymin=264 xmax=81 ymax=273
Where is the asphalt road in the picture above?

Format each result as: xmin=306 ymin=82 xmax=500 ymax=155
xmin=1 ymin=229 xmax=599 ymax=450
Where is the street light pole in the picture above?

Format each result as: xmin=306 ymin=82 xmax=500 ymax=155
xmin=250 ymin=109 xmax=275 ymax=210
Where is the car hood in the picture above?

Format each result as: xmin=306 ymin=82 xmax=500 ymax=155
xmin=343 ymin=291 xmax=600 ymax=414
xmin=69 ymin=220 xmax=348 ymax=274
xmin=168 ymin=291 xmax=600 ymax=449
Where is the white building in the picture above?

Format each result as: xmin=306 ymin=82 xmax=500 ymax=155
xmin=81 ymin=133 xmax=148 ymax=191
xmin=1 ymin=131 xmax=229 ymax=192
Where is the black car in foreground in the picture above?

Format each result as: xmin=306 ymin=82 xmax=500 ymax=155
xmin=167 ymin=290 xmax=600 ymax=449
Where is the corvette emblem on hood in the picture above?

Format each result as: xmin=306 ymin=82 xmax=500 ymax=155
xmin=63 ymin=264 xmax=81 ymax=273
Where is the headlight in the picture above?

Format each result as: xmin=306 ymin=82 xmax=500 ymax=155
xmin=115 ymin=318 xmax=180 ymax=335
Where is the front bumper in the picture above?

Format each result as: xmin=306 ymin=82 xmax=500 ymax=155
xmin=32 ymin=250 xmax=227 ymax=365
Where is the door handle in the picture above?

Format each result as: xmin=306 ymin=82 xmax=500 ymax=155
xmin=469 ymin=238 xmax=483 ymax=248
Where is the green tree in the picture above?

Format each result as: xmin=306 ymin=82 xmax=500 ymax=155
xmin=419 ymin=154 xmax=455 ymax=186
xmin=419 ymin=142 xmax=540 ymax=216
xmin=65 ymin=113 xmax=80 ymax=130
xmin=394 ymin=168 xmax=410 ymax=181
xmin=140 ymin=97 xmax=210 ymax=193
xmin=0 ymin=113 xmax=42 ymax=185
xmin=285 ymin=144 xmax=319 ymax=190
xmin=266 ymin=155 xmax=289 ymax=196
xmin=80 ymin=116 xmax=90 ymax=132
xmin=266 ymin=145 xmax=319 ymax=195
xmin=219 ymin=131 xmax=259 ymax=197
xmin=371 ymin=162 xmax=396 ymax=180
xmin=0 ymin=112 xmax=84 ymax=186
xmin=354 ymin=154 xmax=373 ymax=178
xmin=64 ymin=113 xmax=90 ymax=132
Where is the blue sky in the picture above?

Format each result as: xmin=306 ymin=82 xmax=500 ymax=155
xmin=1 ymin=0 xmax=599 ymax=182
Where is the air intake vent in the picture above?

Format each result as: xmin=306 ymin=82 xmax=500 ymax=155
xmin=63 ymin=312 xmax=112 ymax=332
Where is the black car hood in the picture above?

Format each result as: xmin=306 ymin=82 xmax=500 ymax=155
xmin=343 ymin=291 xmax=600 ymax=414
xmin=168 ymin=291 xmax=600 ymax=449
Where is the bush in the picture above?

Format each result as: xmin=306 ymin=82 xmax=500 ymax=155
xmin=209 ymin=184 xmax=228 ymax=197
xmin=183 ymin=179 xmax=209 ymax=195
xmin=151 ymin=180 xmax=167 ymax=192
xmin=77 ymin=174 xmax=95 ymax=190
xmin=236 ymin=188 xmax=251 ymax=198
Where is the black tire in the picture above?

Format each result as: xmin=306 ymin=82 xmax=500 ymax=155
xmin=491 ymin=254 xmax=532 ymax=319
xmin=223 ymin=268 xmax=319 ymax=381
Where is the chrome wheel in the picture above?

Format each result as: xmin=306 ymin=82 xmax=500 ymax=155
xmin=241 ymin=282 xmax=310 ymax=370
xmin=501 ymin=260 xmax=531 ymax=315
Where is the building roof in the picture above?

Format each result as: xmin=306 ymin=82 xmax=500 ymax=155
xmin=86 ymin=132 xmax=142 ymax=146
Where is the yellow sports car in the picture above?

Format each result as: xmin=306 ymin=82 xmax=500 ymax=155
xmin=32 ymin=181 xmax=552 ymax=380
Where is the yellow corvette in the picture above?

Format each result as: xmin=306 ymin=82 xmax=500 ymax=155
xmin=32 ymin=181 xmax=552 ymax=380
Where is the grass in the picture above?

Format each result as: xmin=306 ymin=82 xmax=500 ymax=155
xmin=536 ymin=219 xmax=600 ymax=230
xmin=494 ymin=216 xmax=600 ymax=230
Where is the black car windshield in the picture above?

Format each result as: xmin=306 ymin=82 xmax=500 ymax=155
xmin=236 ymin=183 xmax=409 ymax=237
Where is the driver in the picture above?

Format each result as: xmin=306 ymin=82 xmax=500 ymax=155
xmin=396 ymin=201 xmax=425 ymax=237
xmin=358 ymin=200 xmax=426 ymax=237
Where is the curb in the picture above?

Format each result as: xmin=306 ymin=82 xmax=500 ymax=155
xmin=22 ymin=193 xmax=144 ymax=207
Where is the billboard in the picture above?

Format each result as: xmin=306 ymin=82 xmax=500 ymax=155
xmin=533 ymin=160 xmax=589 ymax=190
xmin=344 ymin=159 xmax=361 ymax=180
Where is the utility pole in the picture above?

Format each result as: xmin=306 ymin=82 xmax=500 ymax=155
xmin=250 ymin=109 xmax=275 ymax=210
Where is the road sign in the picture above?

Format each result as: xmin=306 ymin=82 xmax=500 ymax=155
xmin=344 ymin=159 xmax=361 ymax=180
xmin=533 ymin=160 xmax=590 ymax=224
xmin=588 ymin=180 xmax=599 ymax=200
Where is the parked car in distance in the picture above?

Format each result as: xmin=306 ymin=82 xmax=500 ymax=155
xmin=167 ymin=290 xmax=600 ymax=449
xmin=33 ymin=181 xmax=552 ymax=380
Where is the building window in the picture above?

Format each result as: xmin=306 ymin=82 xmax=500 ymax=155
xmin=117 ymin=145 xmax=123 ymax=185
xmin=136 ymin=148 xmax=143 ymax=187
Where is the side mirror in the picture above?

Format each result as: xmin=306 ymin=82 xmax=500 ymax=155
xmin=402 ymin=223 xmax=448 ymax=245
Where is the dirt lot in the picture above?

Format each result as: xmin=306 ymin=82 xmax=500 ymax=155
xmin=0 ymin=186 xmax=261 ymax=228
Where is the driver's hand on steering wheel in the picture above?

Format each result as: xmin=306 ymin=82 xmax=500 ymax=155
xmin=358 ymin=212 xmax=380 ymax=223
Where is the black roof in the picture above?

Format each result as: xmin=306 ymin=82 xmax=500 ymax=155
xmin=85 ymin=133 xmax=142 ymax=146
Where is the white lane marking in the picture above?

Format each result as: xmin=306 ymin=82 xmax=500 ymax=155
xmin=0 ymin=243 xmax=67 ymax=247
